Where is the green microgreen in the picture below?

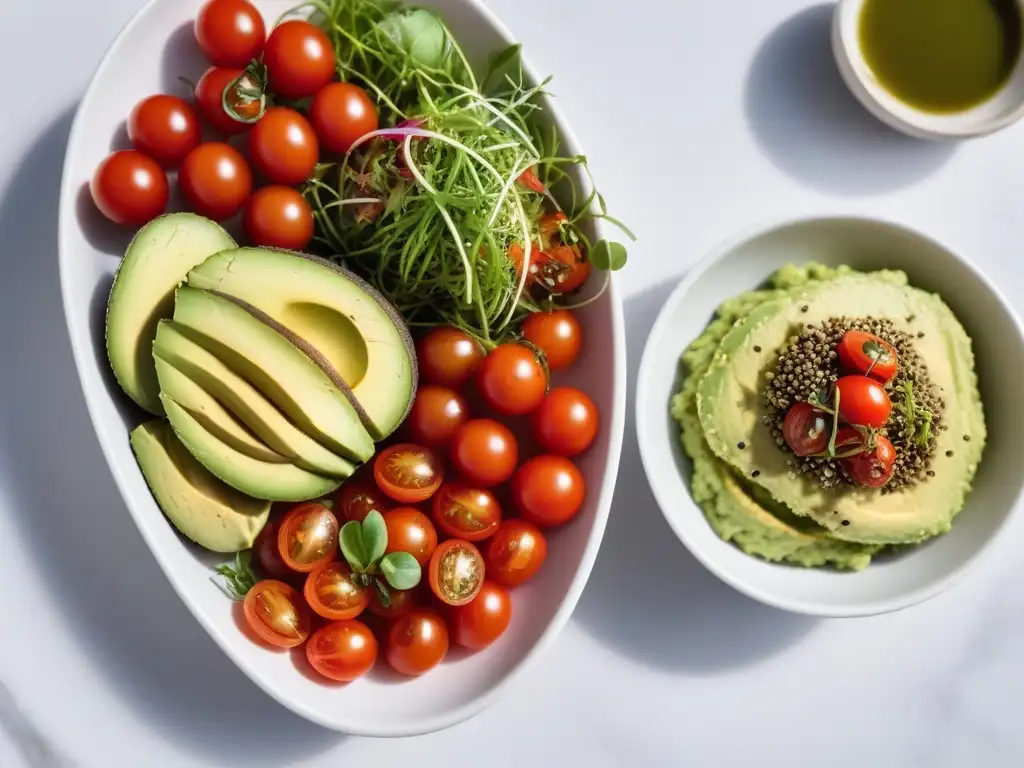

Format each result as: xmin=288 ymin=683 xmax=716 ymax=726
xmin=212 ymin=550 xmax=257 ymax=601
xmin=339 ymin=510 xmax=422 ymax=605
xmin=894 ymin=379 xmax=933 ymax=447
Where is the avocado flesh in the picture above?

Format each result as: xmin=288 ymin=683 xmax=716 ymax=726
xmin=153 ymin=321 xmax=356 ymax=479
xmin=130 ymin=420 xmax=270 ymax=552
xmin=188 ymin=248 xmax=416 ymax=439
xmin=162 ymin=397 xmax=341 ymax=502
xmin=171 ymin=286 xmax=375 ymax=463
xmin=106 ymin=214 xmax=236 ymax=415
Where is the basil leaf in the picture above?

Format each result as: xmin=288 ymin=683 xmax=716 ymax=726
xmin=591 ymin=240 xmax=627 ymax=271
xmin=380 ymin=551 xmax=421 ymax=590
xmin=362 ymin=510 xmax=388 ymax=565
xmin=378 ymin=9 xmax=450 ymax=70
xmin=212 ymin=549 xmax=256 ymax=600
xmin=340 ymin=521 xmax=368 ymax=572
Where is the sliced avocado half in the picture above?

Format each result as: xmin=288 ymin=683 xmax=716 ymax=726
xmin=188 ymin=248 xmax=416 ymax=439
xmin=107 ymin=214 xmax=236 ymax=415
xmin=130 ymin=420 xmax=270 ymax=552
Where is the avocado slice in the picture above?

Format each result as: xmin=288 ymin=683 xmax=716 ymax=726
xmin=162 ymin=397 xmax=341 ymax=501
xmin=107 ymin=214 xmax=236 ymax=415
xmin=171 ymin=286 xmax=375 ymax=463
xmin=153 ymin=321 xmax=357 ymax=479
xmin=130 ymin=420 xmax=270 ymax=552
xmin=188 ymin=248 xmax=416 ymax=439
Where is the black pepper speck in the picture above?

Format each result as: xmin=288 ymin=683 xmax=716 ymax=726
xmin=841 ymin=520 xmax=851 ymax=526
xmin=737 ymin=442 xmax=746 ymax=450
xmin=753 ymin=345 xmax=762 ymax=353
xmin=751 ymin=469 xmax=761 ymax=478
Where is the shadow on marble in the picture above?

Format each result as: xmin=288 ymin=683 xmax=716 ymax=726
xmin=744 ymin=3 xmax=956 ymax=195
xmin=572 ymin=279 xmax=818 ymax=673
xmin=0 ymin=108 xmax=343 ymax=766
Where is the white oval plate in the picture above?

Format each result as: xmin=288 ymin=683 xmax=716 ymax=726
xmin=58 ymin=0 xmax=625 ymax=736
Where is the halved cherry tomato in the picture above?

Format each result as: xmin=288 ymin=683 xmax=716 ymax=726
xmin=373 ymin=444 xmax=444 ymax=504
xmin=843 ymin=434 xmax=896 ymax=487
xmin=838 ymin=330 xmax=899 ymax=383
xmin=304 ymin=561 xmax=369 ymax=621
xmin=368 ymin=585 xmax=418 ymax=619
xmin=194 ymin=0 xmax=266 ymax=68
xmin=277 ymin=503 xmax=339 ymax=573
xmin=252 ymin=513 xmax=291 ymax=579
xmin=178 ymin=142 xmax=252 ymax=220
xmin=306 ymin=620 xmax=378 ymax=682
xmin=431 ymin=484 xmax=501 ymax=542
xmin=836 ymin=375 xmax=892 ymax=428
xmin=782 ymin=401 xmax=830 ymax=457
xmin=386 ymin=608 xmax=448 ymax=677
xmin=336 ymin=480 xmax=390 ymax=523
xmin=511 ymin=455 xmax=585 ymax=528
xmin=531 ymin=387 xmax=599 ymax=457
xmin=450 ymin=419 xmax=518 ymax=487
xmin=476 ymin=343 xmax=547 ymax=416
xmin=451 ymin=580 xmax=512 ymax=650
xmin=428 ymin=539 xmax=484 ymax=606
xmin=516 ymin=167 xmax=546 ymax=194
xmin=406 ymin=386 xmax=468 ymax=447
xmin=485 ymin=520 xmax=547 ymax=587
xmin=243 ymin=185 xmax=313 ymax=249
xmin=263 ymin=20 xmax=335 ymax=99
xmin=417 ymin=327 xmax=484 ymax=388
xmin=384 ymin=507 xmax=438 ymax=566
xmin=248 ymin=107 xmax=318 ymax=186
xmin=309 ymin=82 xmax=379 ymax=154
xmin=522 ymin=310 xmax=582 ymax=371
xmin=194 ymin=66 xmax=252 ymax=135
xmin=242 ymin=579 xmax=311 ymax=648
xmin=128 ymin=95 xmax=201 ymax=168
xmin=90 ymin=150 xmax=168 ymax=226
xmin=510 ymin=243 xmax=590 ymax=294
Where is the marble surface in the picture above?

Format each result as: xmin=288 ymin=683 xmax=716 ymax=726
xmin=1 ymin=0 xmax=1023 ymax=765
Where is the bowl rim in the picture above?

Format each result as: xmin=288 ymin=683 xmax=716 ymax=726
xmin=636 ymin=213 xmax=1024 ymax=618
xmin=57 ymin=0 xmax=627 ymax=736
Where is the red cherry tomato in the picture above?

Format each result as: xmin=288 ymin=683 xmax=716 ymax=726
xmin=531 ymin=387 xmax=599 ymax=457
xmin=451 ymin=580 xmax=512 ymax=650
xmin=510 ymin=243 xmax=590 ymax=294
xmin=178 ymin=142 xmax=252 ymax=220
xmin=450 ymin=419 xmax=518 ymax=488
xmin=194 ymin=66 xmax=252 ymax=135
xmin=843 ymin=435 xmax=897 ymax=488
xmin=837 ymin=330 xmax=898 ymax=383
xmin=309 ymin=82 xmax=379 ymax=154
xmin=243 ymin=185 xmax=313 ymax=249
xmin=252 ymin=514 xmax=291 ymax=579
xmin=384 ymin=507 xmax=438 ymax=566
xmin=276 ymin=502 xmax=339 ymax=573
xmin=431 ymin=484 xmax=501 ymax=542
xmin=127 ymin=95 xmax=201 ymax=168
xmin=782 ymin=401 xmax=830 ymax=457
xmin=242 ymin=579 xmax=311 ymax=648
xmin=263 ymin=20 xmax=335 ymax=99
xmin=247 ymin=107 xmax=318 ymax=186
xmin=373 ymin=443 xmax=444 ymax=504
xmin=194 ymin=0 xmax=266 ymax=68
xmin=836 ymin=375 xmax=892 ymax=428
xmin=522 ymin=310 xmax=582 ymax=371
xmin=336 ymin=481 xmax=390 ymax=523
xmin=90 ymin=150 xmax=168 ymax=226
xmin=368 ymin=585 xmax=418 ymax=619
xmin=417 ymin=327 xmax=484 ymax=389
xmin=386 ymin=608 xmax=448 ymax=677
xmin=306 ymin=620 xmax=378 ymax=682
xmin=304 ymin=561 xmax=368 ymax=621
xmin=428 ymin=539 xmax=484 ymax=607
xmin=476 ymin=343 xmax=547 ymax=416
xmin=485 ymin=520 xmax=547 ymax=587
xmin=511 ymin=455 xmax=585 ymax=528
xmin=406 ymin=386 xmax=469 ymax=447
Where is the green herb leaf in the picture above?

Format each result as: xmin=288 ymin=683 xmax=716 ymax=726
xmin=590 ymin=240 xmax=627 ymax=271
xmin=340 ymin=520 xmax=368 ymax=572
xmin=212 ymin=550 xmax=257 ymax=601
xmin=482 ymin=44 xmax=523 ymax=92
xmin=362 ymin=510 xmax=388 ymax=565
xmin=373 ymin=578 xmax=392 ymax=609
xmin=378 ymin=9 xmax=450 ymax=70
xmin=380 ymin=551 xmax=421 ymax=590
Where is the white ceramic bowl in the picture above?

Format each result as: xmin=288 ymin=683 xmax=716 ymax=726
xmin=58 ymin=0 xmax=625 ymax=735
xmin=636 ymin=216 xmax=1024 ymax=618
xmin=833 ymin=0 xmax=1024 ymax=139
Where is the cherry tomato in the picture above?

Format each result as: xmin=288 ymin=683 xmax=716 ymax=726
xmin=428 ymin=539 xmax=484 ymax=606
xmin=833 ymin=426 xmax=866 ymax=456
xmin=510 ymin=243 xmax=590 ymax=294
xmin=384 ymin=507 xmax=438 ymax=566
xmin=451 ymin=580 xmax=512 ymax=650
xmin=263 ymin=20 xmax=335 ymax=99
xmin=90 ymin=150 xmax=168 ymax=226
xmin=252 ymin=514 xmax=291 ymax=579
xmin=178 ymin=142 xmax=252 ymax=220
xmin=511 ymin=455 xmax=586 ymax=528
xmin=247 ymin=107 xmax=318 ymax=186
xmin=309 ymin=82 xmax=379 ymax=154
xmin=485 ymin=520 xmax=547 ymax=587
xmin=194 ymin=0 xmax=266 ymax=68
xmin=242 ymin=579 xmax=311 ymax=648
xmin=386 ymin=608 xmax=448 ymax=676
xmin=277 ymin=502 xmax=339 ymax=573
xmin=476 ymin=343 xmax=547 ymax=416
xmin=843 ymin=435 xmax=897 ymax=488
xmin=836 ymin=375 xmax=892 ymax=429
xmin=537 ymin=211 xmax=569 ymax=246
xmin=531 ymin=387 xmax=599 ymax=457
xmin=373 ymin=443 xmax=444 ymax=504
xmin=243 ymin=185 xmax=313 ymax=249
xmin=432 ymin=484 xmax=501 ymax=542
xmin=127 ymin=95 xmax=201 ymax=168
xmin=194 ymin=66 xmax=252 ymax=135
xmin=406 ymin=386 xmax=468 ymax=447
xmin=450 ymin=419 xmax=518 ymax=487
xmin=522 ymin=310 xmax=582 ymax=371
xmin=304 ymin=561 xmax=369 ymax=621
xmin=368 ymin=585 xmax=418 ymax=619
xmin=306 ymin=620 xmax=378 ymax=682
xmin=516 ymin=167 xmax=546 ymax=194
xmin=838 ymin=330 xmax=899 ymax=383
xmin=782 ymin=401 xmax=830 ymax=457
xmin=336 ymin=481 xmax=390 ymax=523
xmin=417 ymin=327 xmax=484 ymax=388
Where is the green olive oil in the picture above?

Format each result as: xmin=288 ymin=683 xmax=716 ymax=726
xmin=859 ymin=0 xmax=1024 ymax=113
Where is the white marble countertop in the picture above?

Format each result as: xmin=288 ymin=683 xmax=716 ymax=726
xmin=2 ymin=0 xmax=1023 ymax=765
